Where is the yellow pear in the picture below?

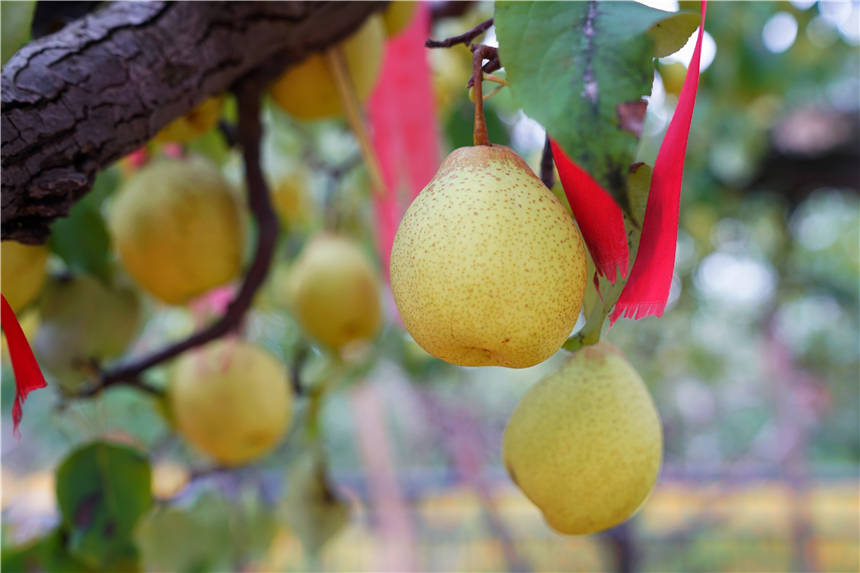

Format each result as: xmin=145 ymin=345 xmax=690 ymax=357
xmin=1 ymin=241 xmax=49 ymax=313
xmin=290 ymin=234 xmax=381 ymax=351
xmin=503 ymin=342 xmax=663 ymax=535
xmin=108 ymin=157 xmax=245 ymax=305
xmin=1 ymin=309 xmax=39 ymax=364
xmin=34 ymin=274 xmax=141 ymax=390
xmin=389 ymin=145 xmax=587 ymax=369
xmin=382 ymin=2 xmax=416 ymax=37
xmin=154 ymin=96 xmax=224 ymax=144
xmin=269 ymin=15 xmax=385 ymax=120
xmin=170 ymin=340 xmax=293 ymax=466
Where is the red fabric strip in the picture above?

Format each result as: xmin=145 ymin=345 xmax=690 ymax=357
xmin=611 ymin=1 xmax=707 ymax=323
xmin=369 ymin=3 xmax=440 ymax=283
xmin=550 ymin=139 xmax=629 ymax=283
xmin=1 ymin=294 xmax=47 ymax=437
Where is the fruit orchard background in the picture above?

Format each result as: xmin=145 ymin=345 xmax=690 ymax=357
xmin=2 ymin=1 xmax=859 ymax=572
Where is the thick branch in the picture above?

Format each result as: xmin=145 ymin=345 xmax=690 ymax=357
xmin=1 ymin=0 xmax=385 ymax=243
xmin=73 ymin=74 xmax=278 ymax=398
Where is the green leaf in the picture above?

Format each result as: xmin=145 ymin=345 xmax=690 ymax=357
xmin=1 ymin=1 xmax=35 ymax=65
xmin=49 ymin=168 xmax=120 ymax=282
xmin=648 ymin=11 xmax=701 ymax=58
xmin=55 ymin=441 xmax=152 ymax=569
xmin=2 ymin=527 xmax=140 ymax=573
xmin=495 ymin=1 xmax=676 ymax=206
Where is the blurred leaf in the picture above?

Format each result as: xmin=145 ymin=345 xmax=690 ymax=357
xmin=1 ymin=1 xmax=35 ymax=65
xmin=49 ymin=168 xmax=120 ymax=282
xmin=281 ymin=447 xmax=349 ymax=556
xmin=186 ymin=128 xmax=230 ymax=165
xmin=56 ymin=441 xmax=152 ymax=569
xmin=495 ymin=1 xmax=674 ymax=204
xmin=137 ymin=487 xmax=276 ymax=572
xmin=2 ymin=527 xmax=139 ymax=572
xmin=136 ymin=496 xmax=231 ymax=573
xmin=648 ymin=11 xmax=701 ymax=58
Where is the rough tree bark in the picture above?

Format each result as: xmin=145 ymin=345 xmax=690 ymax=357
xmin=1 ymin=1 xmax=386 ymax=244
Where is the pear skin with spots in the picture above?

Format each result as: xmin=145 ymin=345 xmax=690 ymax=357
xmin=503 ymin=342 xmax=663 ymax=535
xmin=389 ymin=145 xmax=587 ymax=368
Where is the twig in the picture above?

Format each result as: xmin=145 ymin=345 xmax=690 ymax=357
xmin=325 ymin=45 xmax=386 ymax=196
xmin=540 ymin=135 xmax=555 ymax=189
xmin=471 ymin=45 xmax=493 ymax=146
xmin=70 ymin=76 xmax=279 ymax=398
xmin=425 ymin=18 xmax=493 ymax=48
xmin=466 ymin=45 xmax=501 ymax=88
xmin=218 ymin=119 xmax=238 ymax=148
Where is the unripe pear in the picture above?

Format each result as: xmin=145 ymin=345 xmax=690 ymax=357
xmin=108 ymin=157 xmax=245 ymax=305
xmin=389 ymin=145 xmax=587 ymax=368
xmin=269 ymin=15 xmax=385 ymax=120
xmin=290 ymin=234 xmax=382 ymax=351
xmin=34 ymin=274 xmax=141 ymax=390
xmin=1 ymin=241 xmax=49 ymax=313
xmin=503 ymin=342 xmax=663 ymax=535
xmin=170 ymin=340 xmax=293 ymax=466
xmin=154 ymin=96 xmax=223 ymax=144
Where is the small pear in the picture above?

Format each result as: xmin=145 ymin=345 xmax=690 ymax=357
xmin=154 ymin=96 xmax=223 ymax=144
xmin=170 ymin=340 xmax=293 ymax=466
xmin=108 ymin=157 xmax=245 ymax=305
xmin=269 ymin=15 xmax=384 ymax=120
xmin=34 ymin=274 xmax=141 ymax=390
xmin=503 ymin=342 xmax=663 ymax=535
xmin=289 ymin=234 xmax=382 ymax=351
xmin=1 ymin=240 xmax=49 ymax=313
xmin=390 ymin=145 xmax=587 ymax=368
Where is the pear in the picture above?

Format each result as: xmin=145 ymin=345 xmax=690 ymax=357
xmin=269 ymin=15 xmax=384 ymax=120
xmin=503 ymin=341 xmax=663 ymax=535
xmin=389 ymin=145 xmax=587 ymax=368
xmin=108 ymin=157 xmax=245 ymax=305
xmin=170 ymin=339 xmax=293 ymax=466
xmin=154 ymin=96 xmax=223 ymax=144
xmin=1 ymin=240 xmax=49 ymax=313
xmin=34 ymin=274 xmax=141 ymax=390
xmin=289 ymin=234 xmax=382 ymax=351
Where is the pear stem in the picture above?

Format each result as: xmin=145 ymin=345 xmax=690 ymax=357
xmin=471 ymin=45 xmax=490 ymax=146
xmin=325 ymin=46 xmax=386 ymax=196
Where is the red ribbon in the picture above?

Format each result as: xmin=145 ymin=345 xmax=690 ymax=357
xmin=611 ymin=0 xmax=707 ymax=322
xmin=553 ymin=1 xmax=707 ymax=321
xmin=1 ymin=294 xmax=47 ymax=437
xmin=551 ymin=139 xmax=629 ymax=283
xmin=369 ymin=3 xmax=441 ymax=282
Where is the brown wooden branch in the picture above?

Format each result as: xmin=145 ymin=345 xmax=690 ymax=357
xmin=71 ymin=73 xmax=278 ymax=399
xmin=425 ymin=17 xmax=493 ymax=48
xmin=1 ymin=0 xmax=386 ymax=244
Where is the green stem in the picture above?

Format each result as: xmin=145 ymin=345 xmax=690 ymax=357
xmin=306 ymin=353 xmax=344 ymax=440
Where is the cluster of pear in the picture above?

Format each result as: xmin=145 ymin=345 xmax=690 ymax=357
xmin=389 ymin=141 xmax=662 ymax=534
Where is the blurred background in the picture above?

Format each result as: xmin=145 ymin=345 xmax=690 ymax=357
xmin=2 ymin=1 xmax=858 ymax=571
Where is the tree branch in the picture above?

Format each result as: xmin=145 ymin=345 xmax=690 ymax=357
xmin=71 ymin=74 xmax=278 ymax=398
xmin=1 ymin=0 xmax=386 ymax=243
xmin=425 ymin=18 xmax=493 ymax=48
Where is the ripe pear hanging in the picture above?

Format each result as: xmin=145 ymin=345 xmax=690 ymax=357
xmin=503 ymin=342 xmax=663 ymax=535
xmin=389 ymin=145 xmax=587 ymax=368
